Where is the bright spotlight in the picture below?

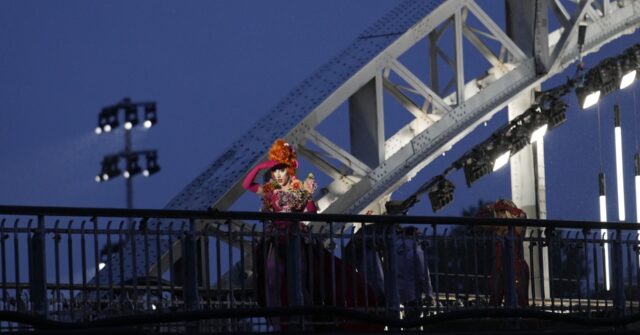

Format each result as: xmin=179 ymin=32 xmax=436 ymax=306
xmin=583 ymin=90 xmax=601 ymax=109
xmin=620 ymin=70 xmax=636 ymax=89
xmin=95 ymin=175 xmax=102 ymax=183
xmin=492 ymin=151 xmax=511 ymax=171
xmin=104 ymin=124 xmax=112 ymax=133
xmin=98 ymin=262 xmax=106 ymax=271
xmin=123 ymin=171 xmax=131 ymax=179
xmin=530 ymin=124 xmax=548 ymax=143
xmin=102 ymin=173 xmax=109 ymax=181
xmin=124 ymin=122 xmax=133 ymax=130
xmin=95 ymin=127 xmax=102 ymax=135
xmin=143 ymin=120 xmax=153 ymax=128
xmin=143 ymin=169 xmax=150 ymax=177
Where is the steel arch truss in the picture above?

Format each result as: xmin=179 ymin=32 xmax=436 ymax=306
xmin=168 ymin=0 xmax=640 ymax=218
xmin=93 ymin=0 xmax=640 ymax=285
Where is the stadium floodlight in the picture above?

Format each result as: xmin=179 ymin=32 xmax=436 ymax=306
xmin=123 ymin=103 xmax=139 ymax=130
xmin=576 ymin=86 xmax=601 ymax=109
xmin=619 ymin=45 xmax=639 ymax=89
xmin=530 ymin=124 xmax=548 ymax=143
xmin=427 ymin=177 xmax=455 ymax=212
xmin=492 ymin=150 xmax=511 ymax=171
xmin=620 ymin=70 xmax=637 ymax=89
xmin=143 ymin=103 xmax=157 ymax=128
xmin=143 ymin=151 xmax=160 ymax=177
xmin=98 ymin=155 xmax=121 ymax=182
xmin=123 ymin=154 xmax=142 ymax=179
xmin=95 ymin=98 xmax=159 ymax=212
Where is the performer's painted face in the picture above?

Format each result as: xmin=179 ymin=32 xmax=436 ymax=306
xmin=272 ymin=167 xmax=290 ymax=186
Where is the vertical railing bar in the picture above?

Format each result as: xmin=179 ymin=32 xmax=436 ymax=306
xmin=227 ymin=221 xmax=234 ymax=310
xmin=306 ymin=224 xmax=314 ymax=315
xmin=215 ymin=222 xmax=222 ymax=308
xmin=625 ymin=233 xmax=633 ymax=313
xmin=1 ymin=219 xmax=7 ymax=313
xmin=13 ymin=219 xmax=22 ymax=316
xmin=168 ymin=222 xmax=176 ymax=311
xmin=92 ymin=217 xmax=101 ymax=315
xmin=328 ymin=222 xmax=336 ymax=309
xmin=80 ymin=220 xmax=88 ymax=319
xmin=118 ymin=221 xmax=126 ymax=308
xmin=483 ymin=230 xmax=491 ymax=309
xmin=584 ymin=229 xmax=591 ymax=314
xmin=360 ymin=224 xmax=369 ymax=311
xmin=462 ymin=227 xmax=470 ymax=306
xmin=349 ymin=225 xmax=358 ymax=310
xmin=203 ymin=224 xmax=211 ymax=310
xmin=249 ymin=224 xmax=257 ymax=330
xmin=472 ymin=227 xmax=480 ymax=305
xmin=452 ymin=230 xmax=460 ymax=307
xmin=53 ymin=220 xmax=61 ymax=317
xmin=339 ymin=225 xmax=347 ymax=308
xmin=143 ymin=218 xmax=151 ymax=312
xmin=105 ymin=221 xmax=114 ymax=314
xmin=66 ymin=220 xmax=75 ymax=321
xmin=422 ymin=227 xmax=431 ymax=314
xmin=527 ymin=231 xmax=535 ymax=308
xmin=260 ymin=221 xmax=267 ymax=316
xmin=549 ymin=229 xmax=557 ymax=312
xmin=317 ymin=225 xmax=326 ymax=309
xmin=131 ymin=219 xmax=139 ymax=311
xmin=593 ymin=231 xmax=600 ymax=312
xmin=238 ymin=223 xmax=246 ymax=309
xmin=560 ymin=231 xmax=566 ymax=313
xmin=27 ymin=219 xmax=33 ymax=315
xmin=575 ymin=232 xmax=582 ymax=312
xmin=155 ymin=220 xmax=163 ymax=312
xmin=504 ymin=225 xmax=516 ymax=309
xmin=537 ymin=229 xmax=545 ymax=309
xmin=432 ymin=224 xmax=439 ymax=312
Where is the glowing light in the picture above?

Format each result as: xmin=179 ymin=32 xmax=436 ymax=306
xmin=151 ymin=304 xmax=156 ymax=310
xmin=94 ymin=175 xmax=101 ymax=183
xmin=102 ymin=173 xmax=109 ymax=181
xmin=104 ymin=124 xmax=112 ymax=133
xmin=143 ymin=120 xmax=153 ymax=128
xmin=123 ymin=171 xmax=131 ymax=179
xmin=95 ymin=127 xmax=102 ymax=135
xmin=530 ymin=124 xmax=548 ymax=143
xmin=599 ymin=194 xmax=610 ymax=291
xmin=620 ymin=70 xmax=636 ymax=89
xmin=124 ymin=121 xmax=133 ymax=130
xmin=143 ymin=169 xmax=150 ymax=177
xmin=600 ymin=195 xmax=607 ymax=222
xmin=98 ymin=262 xmax=106 ymax=271
xmin=583 ymin=90 xmax=601 ymax=109
xmin=615 ymin=127 xmax=625 ymax=221
xmin=492 ymin=151 xmax=511 ymax=171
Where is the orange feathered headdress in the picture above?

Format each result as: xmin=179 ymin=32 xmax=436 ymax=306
xmin=268 ymin=139 xmax=298 ymax=176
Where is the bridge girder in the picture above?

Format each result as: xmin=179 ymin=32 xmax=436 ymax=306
xmin=94 ymin=0 xmax=640 ymax=283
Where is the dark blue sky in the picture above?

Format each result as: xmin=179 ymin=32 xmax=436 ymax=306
xmin=0 ymin=1 xmax=638 ymax=221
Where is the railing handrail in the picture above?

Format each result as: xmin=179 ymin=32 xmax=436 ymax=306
xmin=0 ymin=204 xmax=639 ymax=231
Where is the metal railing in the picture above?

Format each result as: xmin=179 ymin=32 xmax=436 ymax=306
xmin=0 ymin=205 xmax=639 ymax=332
